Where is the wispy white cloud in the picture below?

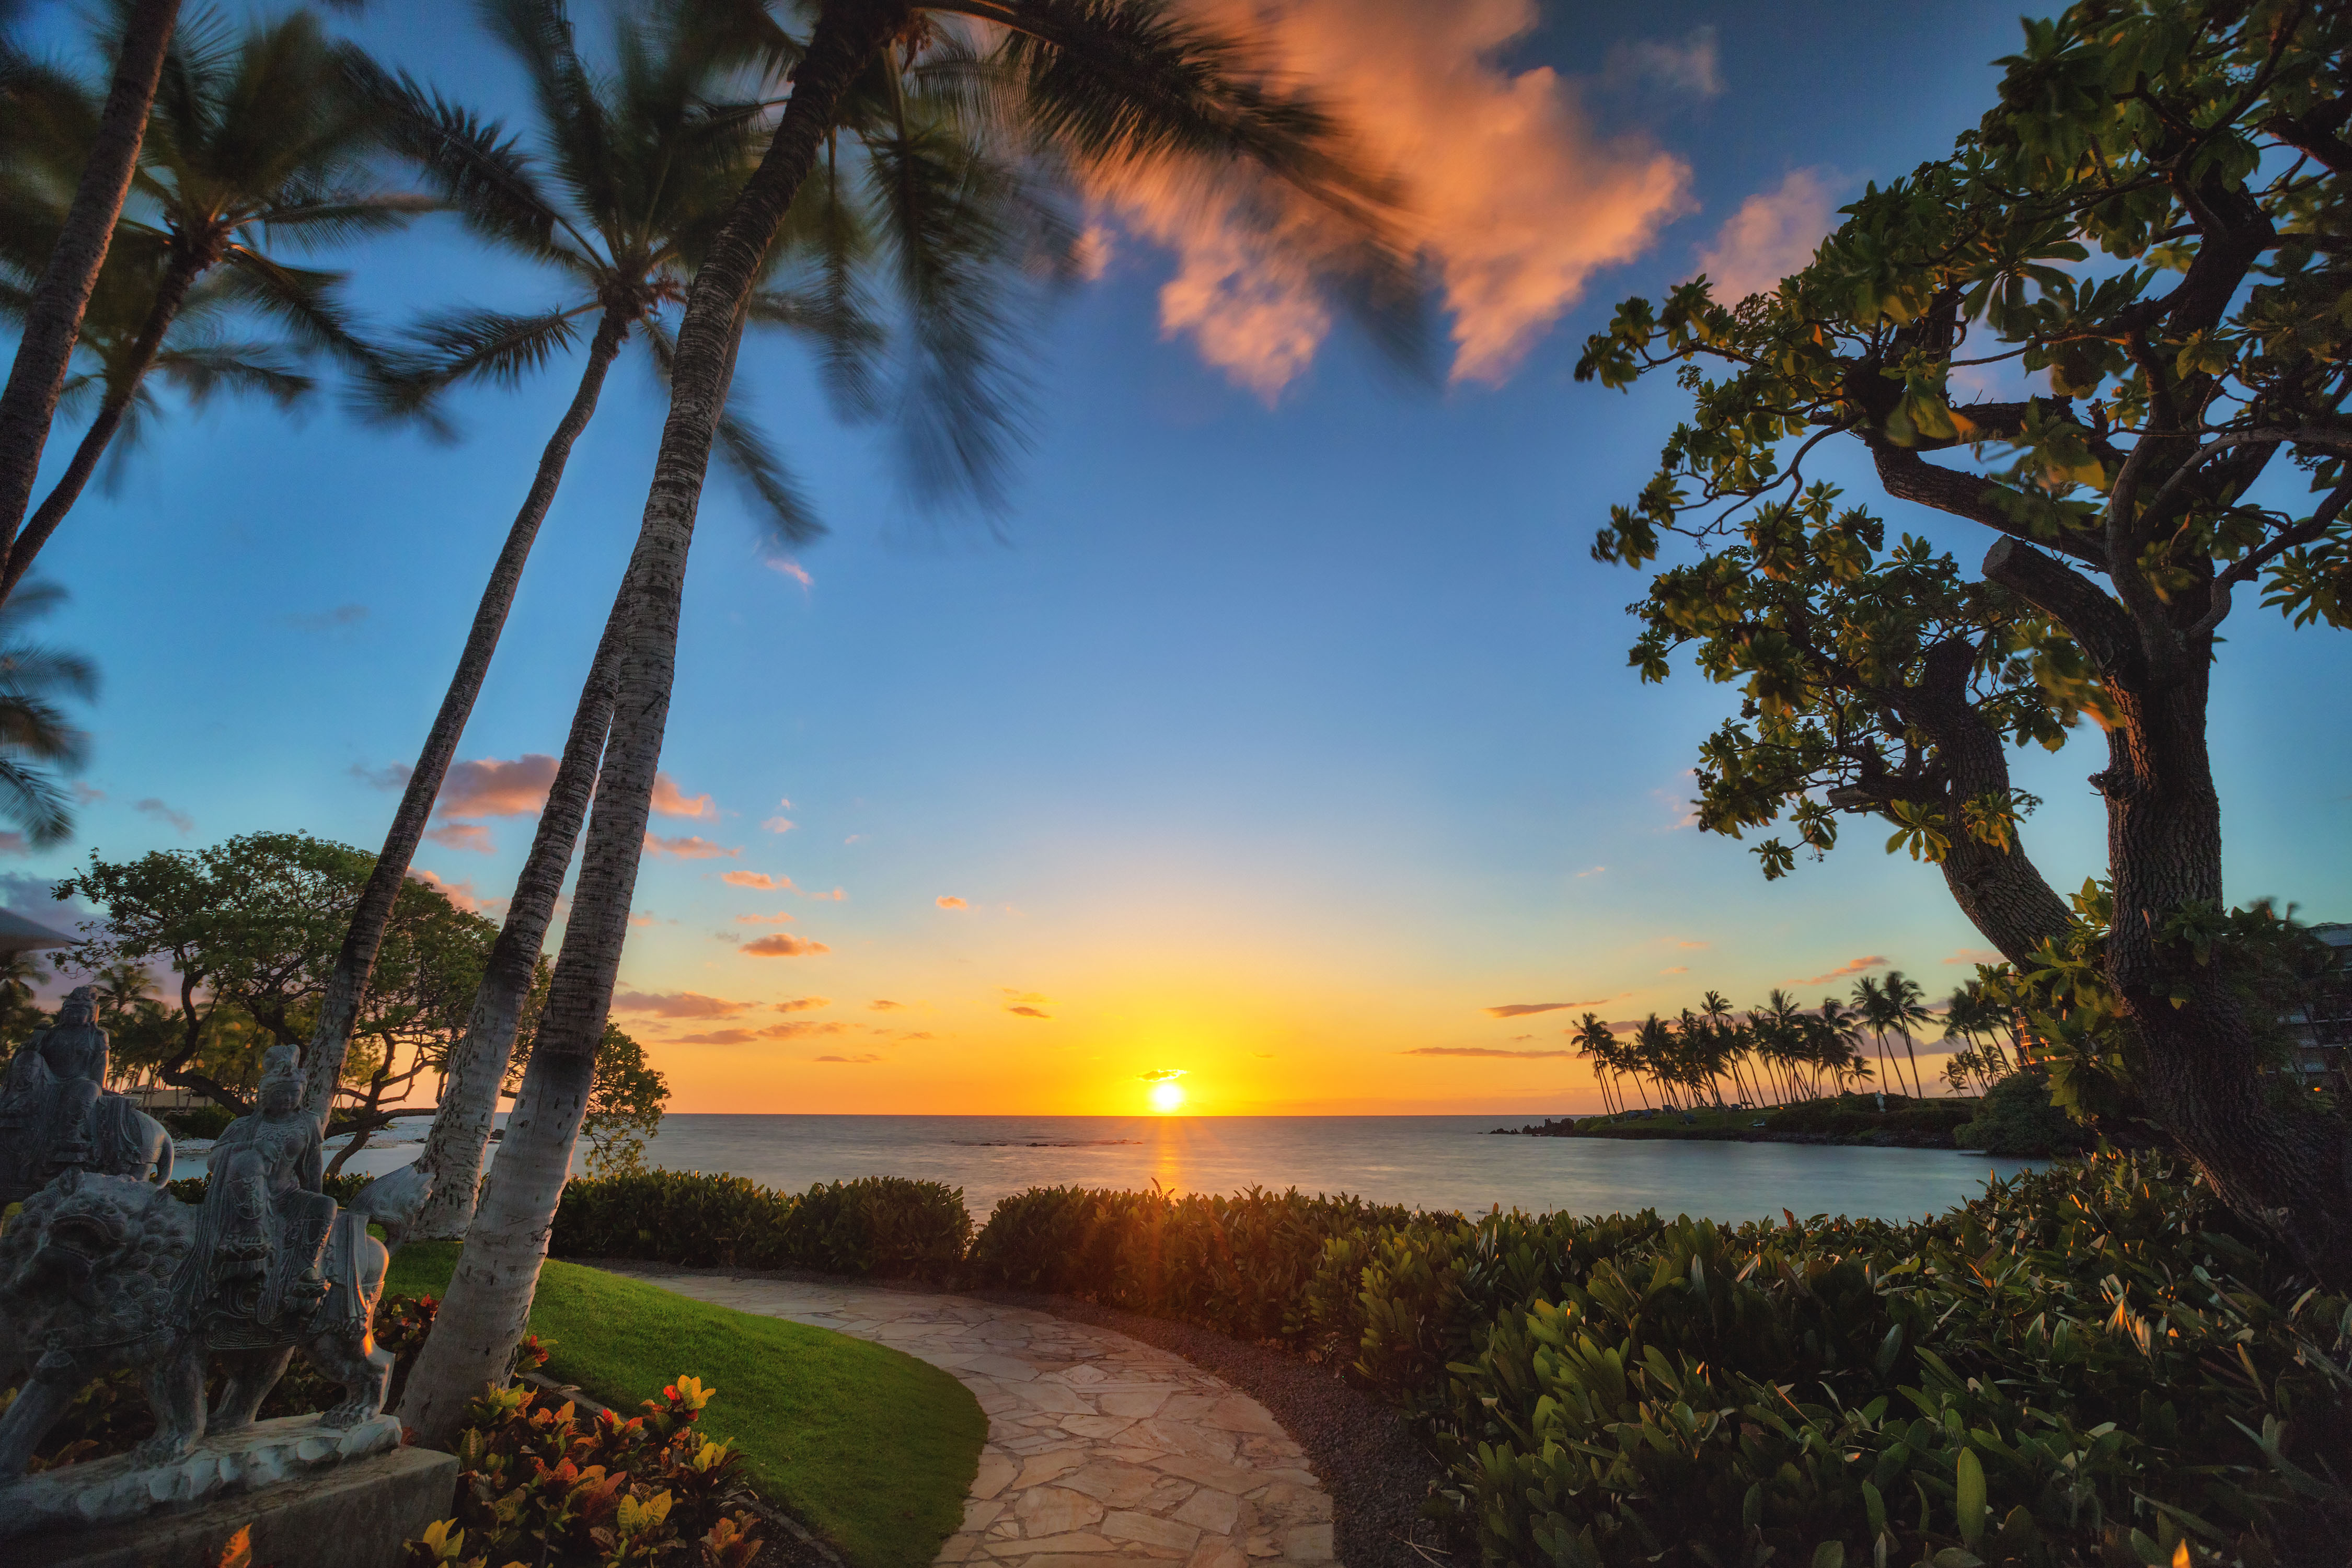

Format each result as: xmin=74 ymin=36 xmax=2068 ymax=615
xmin=1793 ymin=955 xmax=1890 ymax=986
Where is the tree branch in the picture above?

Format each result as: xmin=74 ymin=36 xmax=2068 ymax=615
xmin=1981 ymin=536 xmax=2142 ymax=679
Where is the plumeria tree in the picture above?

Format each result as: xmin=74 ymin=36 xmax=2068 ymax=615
xmin=1576 ymin=1 xmax=2352 ymax=1281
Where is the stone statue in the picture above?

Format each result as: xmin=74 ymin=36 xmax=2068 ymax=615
xmin=0 ymin=986 xmax=174 ymax=1204
xmin=0 ymin=1044 xmax=434 ymax=1484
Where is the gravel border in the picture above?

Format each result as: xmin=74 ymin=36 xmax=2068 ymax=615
xmin=573 ymin=1260 xmax=1455 ymax=1568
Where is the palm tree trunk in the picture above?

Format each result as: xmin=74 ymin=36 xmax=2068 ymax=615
xmin=298 ymin=310 xmax=632 ymax=1131
xmin=393 ymin=0 xmax=907 ymax=1450
xmin=0 ymin=0 xmax=180 ymax=554
xmin=1 ymin=241 xmax=210 ymax=601
xmin=1899 ymin=1032 xmax=1927 ymax=1099
xmin=407 ymin=587 xmax=626 ymax=1241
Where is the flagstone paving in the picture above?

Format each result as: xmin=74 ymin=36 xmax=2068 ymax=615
xmin=599 ymin=1269 xmax=1339 ymax=1568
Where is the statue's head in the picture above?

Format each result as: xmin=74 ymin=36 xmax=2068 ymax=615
xmin=59 ymin=986 xmax=96 ymax=1027
xmin=258 ymin=1044 xmax=302 ymax=1116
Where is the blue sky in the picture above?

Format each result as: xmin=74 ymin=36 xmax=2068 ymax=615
xmin=10 ymin=0 xmax=2348 ymax=1114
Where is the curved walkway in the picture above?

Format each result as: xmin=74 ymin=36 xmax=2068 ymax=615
xmin=601 ymin=1269 xmax=1338 ymax=1568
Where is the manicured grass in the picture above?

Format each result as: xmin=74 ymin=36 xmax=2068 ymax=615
xmin=388 ymin=1243 xmax=983 ymax=1568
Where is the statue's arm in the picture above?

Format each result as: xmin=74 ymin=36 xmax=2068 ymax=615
xmin=297 ymin=1131 xmax=324 ymax=1193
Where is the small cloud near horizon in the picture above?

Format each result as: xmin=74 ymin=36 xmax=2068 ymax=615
xmin=742 ymin=933 xmax=829 ymax=958
xmin=407 ymin=868 xmax=495 ymax=916
xmin=1007 ymin=1005 xmax=1051 ymax=1019
xmin=613 ymin=990 xmax=748 ymax=1019
xmin=869 ymin=999 xmax=904 ymax=1012
xmin=650 ymin=774 xmax=717 ymax=822
xmin=1659 ymin=965 xmax=1688 ymax=975
xmin=736 ymin=911 xmax=793 ymax=924
xmin=722 ymin=870 xmax=790 ymax=890
xmin=1574 ymin=865 xmax=1607 ymax=878
xmin=1406 ymin=1045 xmax=1575 ymax=1059
xmin=1140 ymin=1068 xmax=1185 ymax=1083
xmin=815 ymin=1053 xmax=885 ymax=1064
xmin=936 ymin=895 xmax=968 ymax=910
xmin=1793 ymin=954 xmax=1890 ymax=986
xmin=135 ymin=797 xmax=193 ymax=835
xmin=775 ymin=997 xmax=831 ymax=1013
xmin=1944 ymin=948 xmax=2004 ymax=965
xmin=644 ymin=833 xmax=738 ymax=860
xmin=285 ymin=603 xmax=367 ymax=632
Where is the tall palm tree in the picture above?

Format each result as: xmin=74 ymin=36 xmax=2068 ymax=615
xmin=0 ymin=0 xmax=182 ymax=555
xmin=397 ymin=0 xmax=1421 ymax=1438
xmin=296 ymin=0 xmax=840 ymax=1138
xmin=0 ymin=579 xmax=94 ymax=849
xmin=398 ymin=0 xmax=1422 ymax=1447
xmin=1880 ymin=969 xmax=1933 ymax=1099
xmin=354 ymin=0 xmax=1077 ymax=1233
xmin=0 ymin=9 xmax=417 ymax=602
xmin=1572 ymin=1012 xmax=1619 ymax=1114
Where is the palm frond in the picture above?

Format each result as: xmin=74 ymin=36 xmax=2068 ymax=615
xmin=712 ymin=399 xmax=824 ymax=547
xmin=353 ymin=304 xmax=587 ymax=431
xmin=213 ymin=248 xmax=383 ymax=369
xmin=343 ymin=59 xmax=578 ymax=264
xmin=152 ymin=340 xmax=316 ymax=410
xmin=480 ymin=0 xmax=622 ymax=241
xmin=0 ymin=579 xmax=95 ymax=848
xmin=251 ymin=187 xmax=442 ymax=250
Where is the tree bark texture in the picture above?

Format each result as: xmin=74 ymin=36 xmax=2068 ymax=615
xmin=299 ymin=310 xmax=632 ymax=1131
xmin=394 ymin=1 xmax=912 ymax=1448
xmin=408 ymin=589 xmax=626 ymax=1242
xmin=0 ymin=0 xmax=181 ymax=554
xmin=2099 ymin=667 xmax=2352 ymax=1286
xmin=1 ymin=240 xmax=211 ymax=602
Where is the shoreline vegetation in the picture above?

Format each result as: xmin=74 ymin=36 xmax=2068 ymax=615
xmin=1492 ymin=1077 xmax=2095 ymax=1157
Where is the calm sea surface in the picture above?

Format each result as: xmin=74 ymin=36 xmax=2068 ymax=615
xmin=244 ymin=1113 xmax=2049 ymax=1225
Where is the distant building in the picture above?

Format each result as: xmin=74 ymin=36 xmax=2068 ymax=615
xmin=2282 ymin=923 xmax=2352 ymax=1090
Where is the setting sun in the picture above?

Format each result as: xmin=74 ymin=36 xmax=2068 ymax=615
xmin=1149 ymin=1079 xmax=1187 ymax=1114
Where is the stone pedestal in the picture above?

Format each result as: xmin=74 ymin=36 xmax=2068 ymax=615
xmin=0 ymin=1412 xmax=402 ymax=1538
xmin=0 ymin=1439 xmax=456 ymax=1568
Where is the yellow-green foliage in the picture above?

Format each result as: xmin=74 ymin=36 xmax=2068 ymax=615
xmin=965 ymin=1159 xmax=2351 ymax=1566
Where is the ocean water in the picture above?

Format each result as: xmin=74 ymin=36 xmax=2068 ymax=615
xmin=232 ymin=1113 xmax=2049 ymax=1226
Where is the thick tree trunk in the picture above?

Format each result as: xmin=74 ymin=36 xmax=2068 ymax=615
xmin=0 ymin=0 xmax=180 ymax=553
xmin=299 ymin=312 xmax=631 ymax=1131
xmin=394 ymin=1 xmax=909 ymax=1449
xmin=407 ymin=589 xmax=626 ymax=1242
xmin=2100 ymin=672 xmax=2352 ymax=1287
xmin=1 ymin=241 xmax=210 ymax=601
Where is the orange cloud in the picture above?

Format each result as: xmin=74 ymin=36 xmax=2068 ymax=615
xmin=439 ymin=754 xmax=558 ymax=818
xmin=1007 ymin=1005 xmax=1051 ymax=1019
xmin=721 ymin=870 xmax=789 ymax=890
xmin=1794 ymin=955 xmax=1890 ymax=986
xmin=1944 ymin=948 xmax=2004 ymax=966
xmin=869 ymin=999 xmax=904 ymax=1012
xmin=650 ymin=773 xmax=717 ymax=821
xmin=425 ymin=823 xmax=494 ymax=854
xmin=815 ymin=1053 xmax=883 ymax=1064
xmin=805 ymin=886 xmax=847 ymax=901
xmin=1092 ymin=0 xmax=1692 ymax=395
xmin=742 ymin=933 xmax=831 ymax=958
xmin=1659 ymin=965 xmax=1688 ymax=975
xmin=936 ymin=895 xmax=967 ymax=910
xmin=643 ymin=833 xmax=738 ymax=859
xmin=762 ymin=817 xmax=795 ymax=834
xmin=614 ymin=990 xmax=749 ymax=1019
xmin=406 ymin=868 xmax=492 ymax=915
xmin=1696 ymin=167 xmax=1838 ymax=302
xmin=774 ymin=997 xmax=831 ymax=1013
xmin=767 ymin=559 xmax=813 ymax=589
xmin=736 ymin=911 xmax=794 ymax=924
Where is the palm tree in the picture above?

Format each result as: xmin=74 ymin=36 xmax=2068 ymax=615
xmin=395 ymin=0 xmax=1419 ymax=1445
xmin=362 ymin=0 xmax=1075 ymax=1236
xmin=0 ymin=579 xmax=95 ymax=848
xmin=0 ymin=0 xmax=182 ymax=555
xmin=0 ymin=9 xmax=419 ymax=602
xmin=1573 ymin=1012 xmax=1621 ymax=1114
xmin=296 ymin=0 xmax=842 ymax=1140
xmin=1880 ymin=969 xmax=1933 ymax=1099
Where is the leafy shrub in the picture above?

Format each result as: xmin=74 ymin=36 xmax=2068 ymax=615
xmin=964 ymin=1158 xmax=2351 ymax=1566
xmin=549 ymin=1169 xmax=970 ymax=1279
xmin=162 ymin=1103 xmax=237 ymax=1140
xmin=165 ymin=1170 xmax=374 ymax=1206
xmin=965 ymin=1184 xmax=1412 ymax=1341
xmin=1762 ymin=1094 xmax=1977 ymax=1145
xmin=1957 ymin=1068 xmax=2096 ymax=1156
xmin=402 ymin=1376 xmax=761 ymax=1568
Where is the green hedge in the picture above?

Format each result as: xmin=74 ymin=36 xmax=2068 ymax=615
xmin=1957 ymin=1069 xmax=2097 ymax=1156
xmin=547 ymin=1169 xmax=970 ymax=1279
xmin=963 ymin=1158 xmax=2351 ymax=1567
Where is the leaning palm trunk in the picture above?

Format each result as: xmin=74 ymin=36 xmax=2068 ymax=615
xmin=0 ymin=0 xmax=181 ymax=557
xmin=0 ymin=245 xmax=211 ymax=602
xmin=394 ymin=2 xmax=907 ymax=1448
xmin=298 ymin=312 xmax=632 ymax=1130
xmin=407 ymin=593 xmax=626 ymax=1241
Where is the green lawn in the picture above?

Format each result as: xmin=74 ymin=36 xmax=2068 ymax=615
xmin=387 ymin=1243 xmax=983 ymax=1568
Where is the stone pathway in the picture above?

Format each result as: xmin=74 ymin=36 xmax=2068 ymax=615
xmin=601 ymin=1269 xmax=1338 ymax=1568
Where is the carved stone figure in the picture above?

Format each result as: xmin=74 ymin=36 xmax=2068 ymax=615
xmin=0 ymin=1104 xmax=432 ymax=1479
xmin=0 ymin=986 xmax=174 ymax=1204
